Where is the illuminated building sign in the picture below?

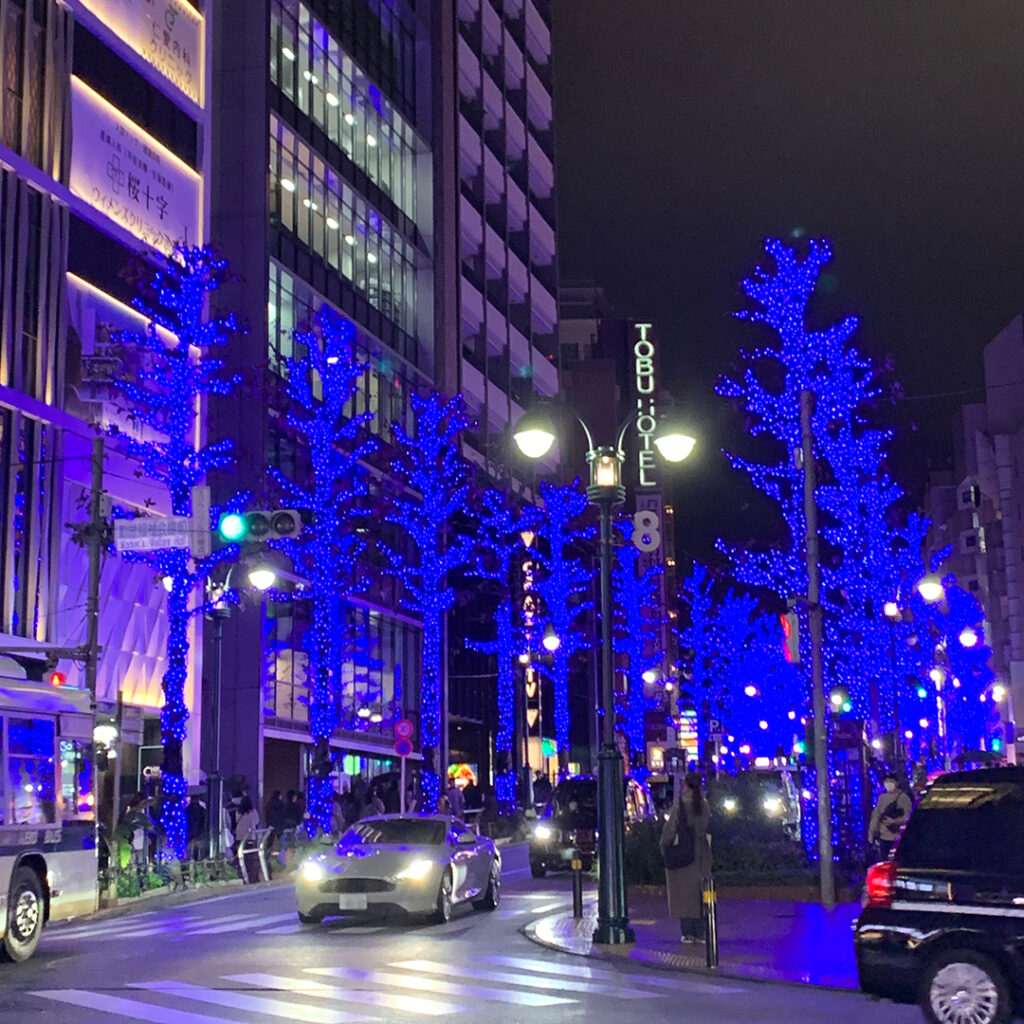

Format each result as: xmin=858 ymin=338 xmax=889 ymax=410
xmin=75 ymin=0 xmax=204 ymax=105
xmin=634 ymin=322 xmax=657 ymax=487
xmin=70 ymin=78 xmax=201 ymax=254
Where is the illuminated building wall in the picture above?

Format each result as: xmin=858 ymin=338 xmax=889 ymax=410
xmin=0 ymin=0 xmax=211 ymax=794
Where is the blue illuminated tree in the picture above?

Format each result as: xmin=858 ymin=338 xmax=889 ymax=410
xmin=109 ymin=246 xmax=244 ymax=860
xmin=468 ymin=490 xmax=539 ymax=812
xmin=382 ymin=393 xmax=473 ymax=811
xmin=533 ymin=481 xmax=594 ymax=767
xmin=718 ymin=238 xmax=912 ymax=724
xmin=612 ymin=518 xmax=666 ymax=767
xmin=267 ymin=307 xmax=377 ymax=834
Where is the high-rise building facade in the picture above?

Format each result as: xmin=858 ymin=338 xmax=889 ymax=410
xmin=923 ymin=314 xmax=1024 ymax=761
xmin=208 ymin=0 xmax=437 ymax=801
xmin=0 ymin=0 xmax=211 ymax=816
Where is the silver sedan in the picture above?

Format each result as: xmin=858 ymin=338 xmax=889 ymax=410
xmin=295 ymin=814 xmax=501 ymax=924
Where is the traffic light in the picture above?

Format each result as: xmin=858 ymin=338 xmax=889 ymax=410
xmin=217 ymin=510 xmax=302 ymax=543
xmin=780 ymin=610 xmax=800 ymax=664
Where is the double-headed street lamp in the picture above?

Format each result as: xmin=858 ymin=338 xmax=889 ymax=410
xmin=513 ymin=400 xmax=696 ymax=945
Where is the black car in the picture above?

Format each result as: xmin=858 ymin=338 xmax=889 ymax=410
xmin=529 ymin=775 xmax=654 ymax=878
xmin=855 ymin=767 xmax=1024 ymax=1024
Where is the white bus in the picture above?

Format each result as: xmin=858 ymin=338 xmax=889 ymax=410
xmin=0 ymin=666 xmax=98 ymax=961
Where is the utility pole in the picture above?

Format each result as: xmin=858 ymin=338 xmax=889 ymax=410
xmin=800 ymin=389 xmax=836 ymax=909
xmin=84 ymin=436 xmax=105 ymax=703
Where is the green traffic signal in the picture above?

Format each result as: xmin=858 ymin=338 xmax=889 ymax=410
xmin=218 ymin=512 xmax=246 ymax=541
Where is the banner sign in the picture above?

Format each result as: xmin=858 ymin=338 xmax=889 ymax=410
xmin=76 ymin=0 xmax=204 ymax=105
xmin=634 ymin=323 xmax=657 ymax=487
xmin=70 ymin=77 xmax=201 ymax=254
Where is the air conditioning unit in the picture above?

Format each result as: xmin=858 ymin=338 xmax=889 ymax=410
xmin=957 ymin=479 xmax=982 ymax=509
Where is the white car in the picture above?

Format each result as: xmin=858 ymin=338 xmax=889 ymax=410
xmin=296 ymin=814 xmax=500 ymax=924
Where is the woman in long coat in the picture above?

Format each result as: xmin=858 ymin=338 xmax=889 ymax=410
xmin=660 ymin=772 xmax=712 ymax=942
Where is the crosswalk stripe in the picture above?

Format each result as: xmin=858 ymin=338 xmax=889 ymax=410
xmin=133 ymin=981 xmax=373 ymax=1023
xmin=30 ymin=988 xmax=243 ymax=1024
xmin=53 ymin=914 xmax=191 ymax=939
xmin=186 ymin=912 xmax=296 ymax=935
xmin=390 ymin=959 xmax=661 ymax=999
xmin=482 ymin=956 xmax=743 ymax=993
xmin=227 ymin=972 xmax=467 ymax=1016
xmin=308 ymin=967 xmax=574 ymax=1007
xmin=528 ymin=901 xmax=566 ymax=914
xmin=257 ymin=923 xmax=304 ymax=935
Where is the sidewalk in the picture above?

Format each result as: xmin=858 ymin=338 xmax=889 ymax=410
xmin=525 ymin=892 xmax=862 ymax=989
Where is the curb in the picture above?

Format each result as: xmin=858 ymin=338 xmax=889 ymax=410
xmin=522 ymin=909 xmax=857 ymax=993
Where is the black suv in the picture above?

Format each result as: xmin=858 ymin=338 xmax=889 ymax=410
xmin=529 ymin=775 xmax=654 ymax=878
xmin=855 ymin=767 xmax=1024 ymax=1024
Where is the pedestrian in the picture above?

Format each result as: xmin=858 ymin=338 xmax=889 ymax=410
xmin=446 ymin=778 xmax=465 ymax=821
xmin=533 ymin=771 xmax=553 ymax=807
xmin=331 ymin=791 xmax=347 ymax=835
xmin=234 ymin=795 xmax=260 ymax=882
xmin=660 ymin=771 xmax=711 ymax=944
xmin=463 ymin=778 xmax=482 ymax=812
xmin=868 ymin=772 xmax=913 ymax=860
xmin=364 ymin=786 xmax=385 ymax=817
xmin=265 ymin=790 xmax=285 ymax=861
xmin=186 ymin=794 xmax=207 ymax=861
xmin=122 ymin=799 xmax=151 ymax=885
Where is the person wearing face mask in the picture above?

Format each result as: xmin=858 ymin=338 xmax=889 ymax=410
xmin=868 ymin=773 xmax=913 ymax=860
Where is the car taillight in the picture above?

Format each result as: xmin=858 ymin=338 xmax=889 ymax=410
xmin=865 ymin=861 xmax=897 ymax=908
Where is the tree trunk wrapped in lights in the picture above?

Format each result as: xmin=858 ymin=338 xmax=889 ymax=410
xmin=382 ymin=393 xmax=473 ymax=812
xmin=109 ymin=246 xmax=245 ymax=860
xmin=268 ymin=306 xmax=377 ymax=835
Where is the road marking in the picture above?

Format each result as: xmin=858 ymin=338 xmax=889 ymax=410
xmin=30 ymin=989 xmax=245 ymax=1024
xmin=52 ymin=914 xmax=196 ymax=939
xmin=134 ymin=981 xmax=371 ymax=1023
xmin=308 ymin=967 xmax=574 ymax=1007
xmin=227 ymin=972 xmax=466 ymax=1016
xmin=186 ymin=912 xmax=296 ymax=934
xmin=482 ymin=956 xmax=743 ymax=993
xmin=258 ymin=923 xmax=304 ymax=935
xmin=529 ymin=901 xmax=566 ymax=914
xmin=390 ymin=959 xmax=662 ymax=998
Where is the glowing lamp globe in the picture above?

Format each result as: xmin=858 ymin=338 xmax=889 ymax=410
xmin=542 ymin=624 xmax=561 ymax=652
xmin=883 ymin=601 xmax=899 ymax=619
xmin=652 ymin=416 xmax=696 ymax=463
xmin=247 ymin=567 xmax=277 ymax=591
xmin=513 ymin=406 xmax=558 ymax=459
xmin=958 ymin=627 xmax=978 ymax=648
xmin=917 ymin=575 xmax=945 ymax=603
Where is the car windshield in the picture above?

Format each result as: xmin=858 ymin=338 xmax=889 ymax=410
xmin=550 ymin=781 xmax=597 ymax=819
xmin=340 ymin=819 xmax=446 ymax=846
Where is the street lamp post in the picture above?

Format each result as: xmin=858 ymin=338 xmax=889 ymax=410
xmin=203 ymin=561 xmax=277 ymax=858
xmin=513 ymin=401 xmax=695 ymax=946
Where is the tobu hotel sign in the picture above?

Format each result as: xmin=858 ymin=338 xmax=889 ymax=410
xmin=634 ymin=322 xmax=658 ymax=487
xmin=75 ymin=0 xmax=204 ymax=106
xmin=70 ymin=78 xmax=201 ymax=255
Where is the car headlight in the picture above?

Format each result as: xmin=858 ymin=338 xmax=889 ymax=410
xmin=534 ymin=824 xmax=553 ymax=841
xmin=722 ymin=797 xmax=738 ymax=813
xmin=396 ymin=858 xmax=434 ymax=881
xmin=763 ymin=796 xmax=782 ymax=816
xmin=299 ymin=859 xmax=326 ymax=884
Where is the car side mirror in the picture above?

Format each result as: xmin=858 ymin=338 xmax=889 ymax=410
xmin=456 ymin=831 xmax=477 ymax=846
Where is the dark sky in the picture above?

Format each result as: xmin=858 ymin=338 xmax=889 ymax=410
xmin=552 ymin=1 xmax=1024 ymax=560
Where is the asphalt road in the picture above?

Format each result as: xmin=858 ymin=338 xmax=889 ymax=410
xmin=1 ymin=844 xmax=922 ymax=1024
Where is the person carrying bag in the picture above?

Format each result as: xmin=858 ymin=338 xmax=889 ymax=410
xmin=660 ymin=771 xmax=712 ymax=943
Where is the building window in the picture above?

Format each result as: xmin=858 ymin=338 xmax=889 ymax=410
xmin=270 ymin=0 xmax=421 ymax=226
xmin=270 ymin=115 xmax=420 ymax=339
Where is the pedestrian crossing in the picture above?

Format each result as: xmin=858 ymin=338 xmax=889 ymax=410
xmin=48 ymin=910 xmax=309 ymax=943
xmin=29 ymin=955 xmax=740 ymax=1022
xmin=49 ymin=897 xmax=568 ymax=943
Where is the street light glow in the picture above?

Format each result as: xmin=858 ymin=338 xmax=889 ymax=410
xmin=513 ymin=405 xmax=559 ymax=459
xmin=917 ymin=575 xmax=945 ymax=603
xmin=542 ymin=624 xmax=561 ymax=652
xmin=883 ymin=601 xmax=899 ymax=619
xmin=247 ymin=567 xmax=277 ymax=591
xmin=958 ymin=627 xmax=978 ymax=648
xmin=993 ymin=684 xmax=1007 ymax=703
xmin=652 ymin=421 xmax=696 ymax=463
xmin=642 ymin=669 xmax=658 ymax=684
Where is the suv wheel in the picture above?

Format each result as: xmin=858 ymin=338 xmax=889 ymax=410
xmin=529 ymin=860 xmax=546 ymax=879
xmin=922 ymin=950 xmax=1010 ymax=1024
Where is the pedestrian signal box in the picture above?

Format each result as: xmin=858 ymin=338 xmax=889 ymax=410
xmin=781 ymin=611 xmax=800 ymax=664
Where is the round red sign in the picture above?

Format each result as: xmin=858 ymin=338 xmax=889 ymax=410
xmin=395 ymin=719 xmax=414 ymax=739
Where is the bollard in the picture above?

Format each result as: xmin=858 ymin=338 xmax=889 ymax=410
xmin=702 ymin=876 xmax=719 ymax=968
xmin=571 ymin=857 xmax=584 ymax=919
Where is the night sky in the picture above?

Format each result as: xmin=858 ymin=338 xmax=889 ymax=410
xmin=552 ymin=1 xmax=1024 ymax=560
